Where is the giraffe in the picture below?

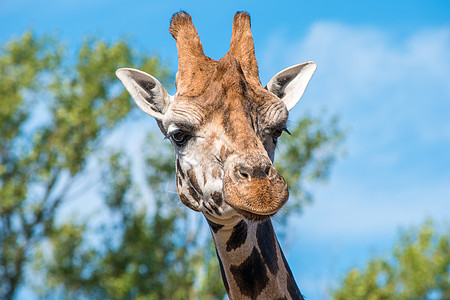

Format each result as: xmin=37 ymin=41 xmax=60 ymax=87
xmin=116 ymin=11 xmax=316 ymax=300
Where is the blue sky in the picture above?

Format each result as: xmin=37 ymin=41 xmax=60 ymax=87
xmin=2 ymin=0 xmax=450 ymax=299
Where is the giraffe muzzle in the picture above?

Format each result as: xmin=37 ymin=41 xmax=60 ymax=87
xmin=222 ymin=156 xmax=289 ymax=220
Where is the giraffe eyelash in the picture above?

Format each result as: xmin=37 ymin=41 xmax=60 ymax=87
xmin=271 ymin=127 xmax=290 ymax=144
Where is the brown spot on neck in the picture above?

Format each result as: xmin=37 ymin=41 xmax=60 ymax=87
xmin=230 ymin=247 xmax=269 ymax=298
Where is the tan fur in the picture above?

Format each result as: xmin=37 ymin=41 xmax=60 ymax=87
xmin=167 ymin=22 xmax=289 ymax=218
xmin=229 ymin=12 xmax=260 ymax=86
xmin=169 ymin=12 xmax=216 ymax=96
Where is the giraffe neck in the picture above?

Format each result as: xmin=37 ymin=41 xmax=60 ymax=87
xmin=205 ymin=214 xmax=303 ymax=300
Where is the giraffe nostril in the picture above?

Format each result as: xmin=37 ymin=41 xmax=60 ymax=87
xmin=235 ymin=164 xmax=251 ymax=180
xmin=239 ymin=170 xmax=250 ymax=180
xmin=233 ymin=160 xmax=277 ymax=181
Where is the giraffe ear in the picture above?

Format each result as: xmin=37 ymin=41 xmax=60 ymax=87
xmin=266 ymin=62 xmax=316 ymax=111
xmin=116 ymin=68 xmax=172 ymax=121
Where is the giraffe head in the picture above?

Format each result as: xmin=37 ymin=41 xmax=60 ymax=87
xmin=117 ymin=12 xmax=316 ymax=222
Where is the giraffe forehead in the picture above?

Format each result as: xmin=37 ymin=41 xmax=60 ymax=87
xmin=167 ymin=100 xmax=205 ymax=129
xmin=167 ymin=54 xmax=289 ymax=131
xmin=168 ymin=93 xmax=288 ymax=133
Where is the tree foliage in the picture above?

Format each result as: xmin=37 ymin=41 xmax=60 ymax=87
xmin=0 ymin=32 xmax=344 ymax=299
xmin=276 ymin=114 xmax=344 ymax=219
xmin=333 ymin=221 xmax=450 ymax=300
xmin=0 ymin=32 xmax=168 ymax=299
xmin=33 ymin=137 xmax=225 ymax=299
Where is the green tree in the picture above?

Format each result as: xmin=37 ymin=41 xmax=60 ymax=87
xmin=333 ymin=221 xmax=450 ymax=300
xmin=0 ymin=32 xmax=169 ymax=299
xmin=0 ymin=32 xmax=344 ymax=299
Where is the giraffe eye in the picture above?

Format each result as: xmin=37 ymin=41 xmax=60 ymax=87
xmin=170 ymin=130 xmax=191 ymax=147
xmin=272 ymin=129 xmax=283 ymax=144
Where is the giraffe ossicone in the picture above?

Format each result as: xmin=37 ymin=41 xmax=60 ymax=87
xmin=117 ymin=11 xmax=315 ymax=300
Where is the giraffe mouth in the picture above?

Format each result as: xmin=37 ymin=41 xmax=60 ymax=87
xmin=223 ymin=177 xmax=289 ymax=221
xmin=233 ymin=207 xmax=276 ymax=221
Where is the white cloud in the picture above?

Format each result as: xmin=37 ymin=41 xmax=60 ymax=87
xmin=262 ymin=22 xmax=450 ymax=298
xmin=261 ymin=21 xmax=450 ymax=178
xmin=275 ymin=21 xmax=450 ymax=234
xmin=261 ymin=22 xmax=450 ymax=100
xmin=261 ymin=23 xmax=450 ymax=147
